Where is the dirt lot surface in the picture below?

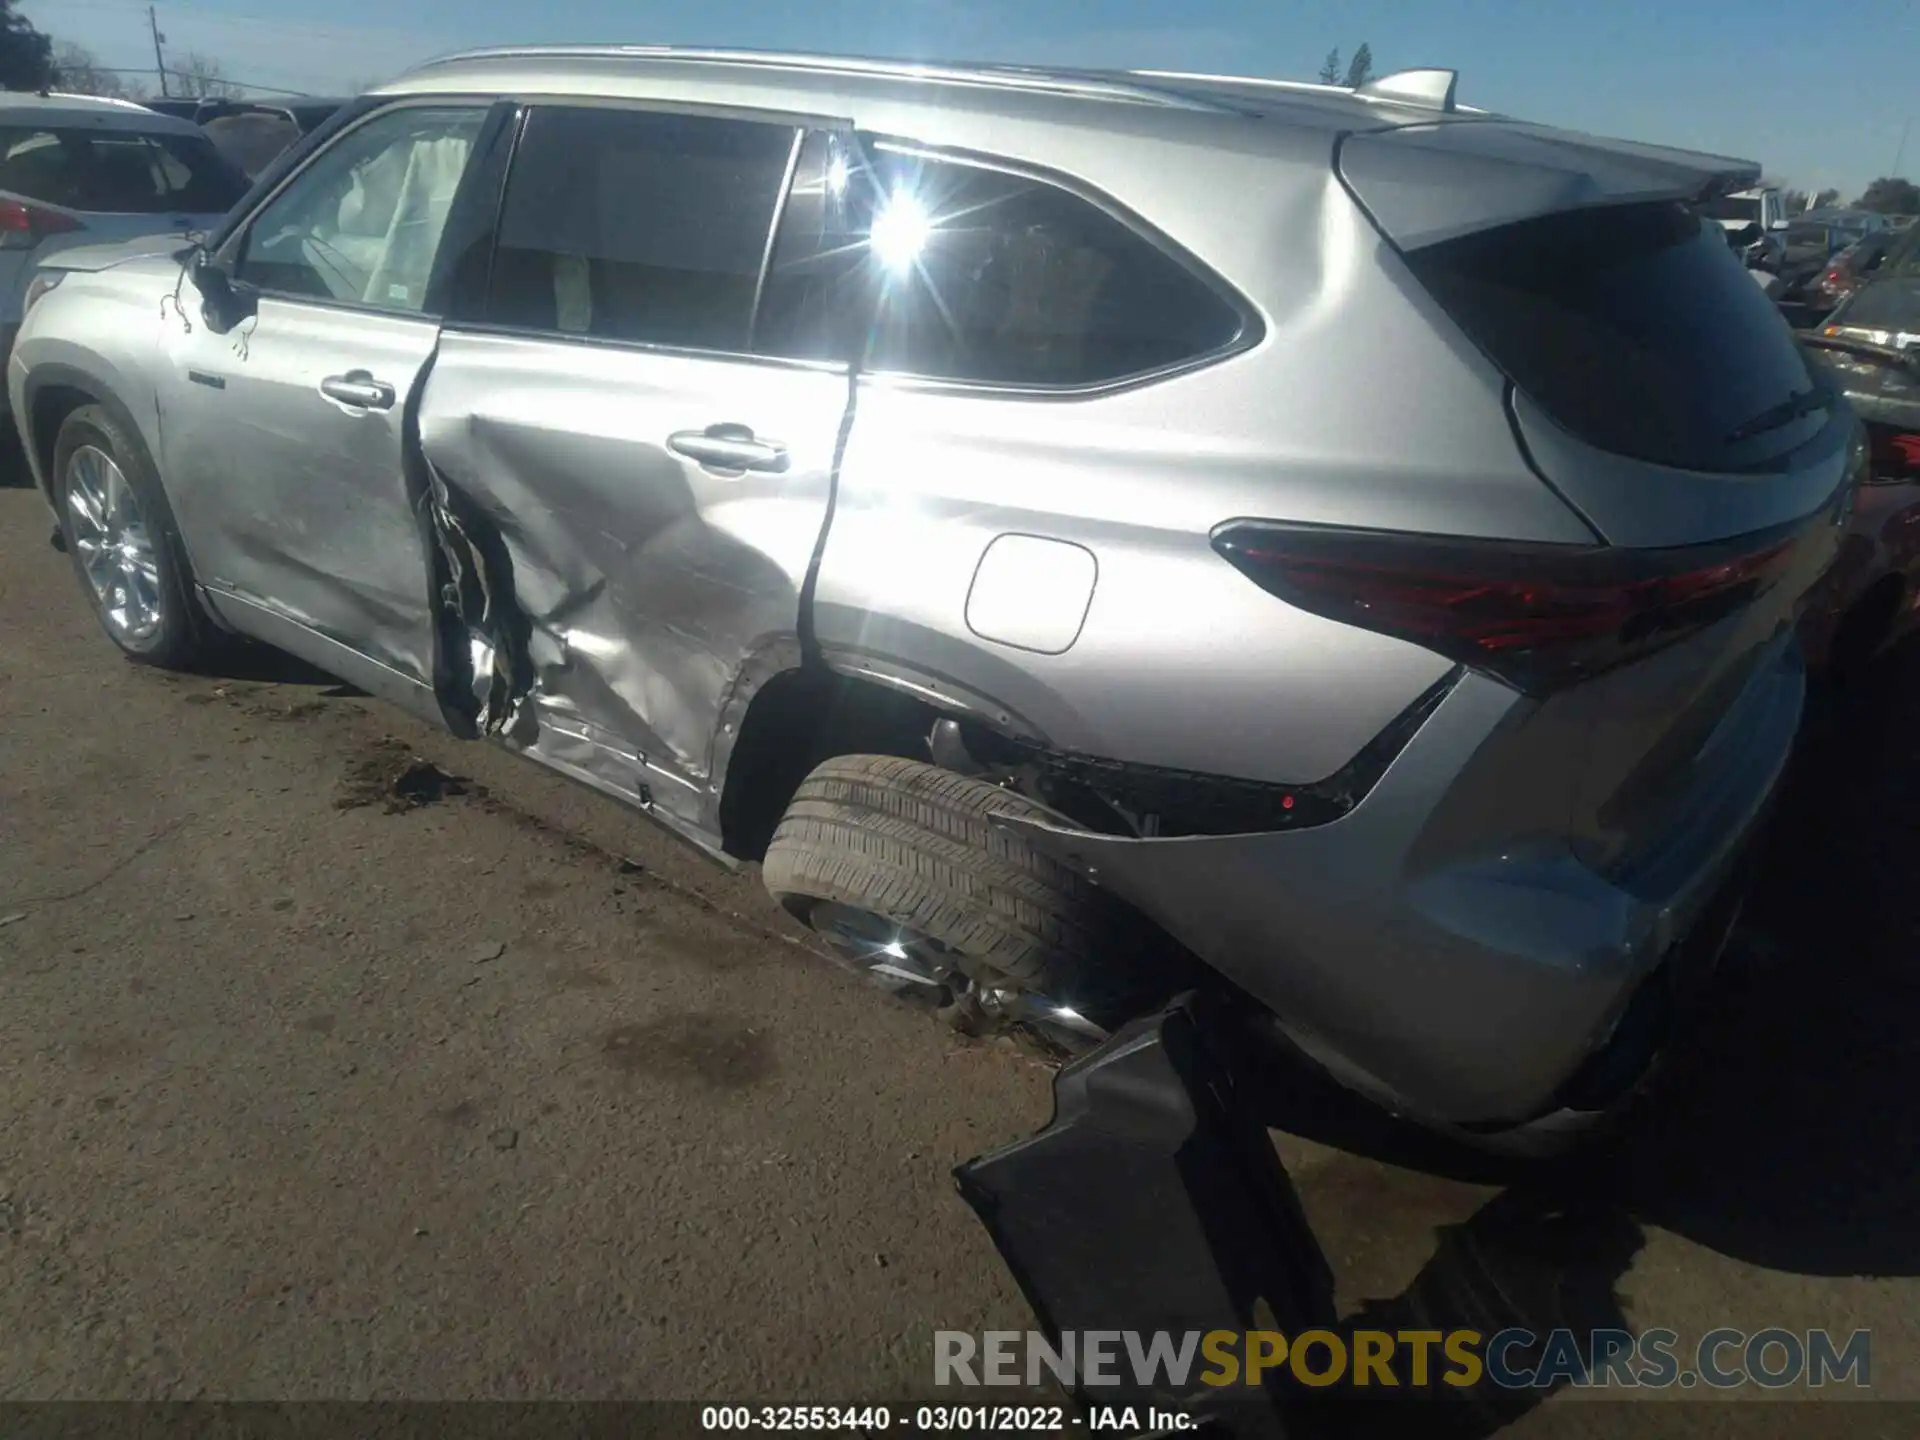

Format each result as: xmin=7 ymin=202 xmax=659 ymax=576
xmin=3 ymin=461 xmax=1919 ymax=1435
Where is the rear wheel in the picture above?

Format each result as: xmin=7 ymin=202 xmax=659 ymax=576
xmin=761 ymin=754 xmax=1153 ymax=1053
xmin=53 ymin=405 xmax=214 ymax=670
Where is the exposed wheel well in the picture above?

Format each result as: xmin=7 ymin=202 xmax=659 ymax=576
xmin=28 ymin=384 xmax=99 ymax=500
xmin=718 ymin=666 xmax=941 ymax=861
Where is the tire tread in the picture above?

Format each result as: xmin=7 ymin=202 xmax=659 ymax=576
xmin=762 ymin=754 xmax=1105 ymax=992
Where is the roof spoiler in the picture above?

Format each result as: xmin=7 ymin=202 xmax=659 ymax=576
xmin=1340 ymin=123 xmax=1764 ymax=250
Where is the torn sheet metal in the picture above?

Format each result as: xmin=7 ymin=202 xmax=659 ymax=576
xmin=414 ymin=329 xmax=850 ymax=843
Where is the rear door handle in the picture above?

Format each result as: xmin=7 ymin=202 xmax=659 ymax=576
xmin=668 ymin=423 xmax=790 ymax=474
xmin=319 ymin=370 xmax=396 ymax=411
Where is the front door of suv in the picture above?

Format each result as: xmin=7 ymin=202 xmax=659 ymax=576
xmin=418 ymin=106 xmax=857 ymax=841
xmin=158 ymin=100 xmax=499 ymax=722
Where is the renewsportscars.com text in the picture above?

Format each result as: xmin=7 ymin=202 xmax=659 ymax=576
xmin=934 ymin=1327 xmax=1872 ymax=1391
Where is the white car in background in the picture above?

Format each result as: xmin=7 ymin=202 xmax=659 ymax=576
xmin=0 ymin=91 xmax=251 ymax=410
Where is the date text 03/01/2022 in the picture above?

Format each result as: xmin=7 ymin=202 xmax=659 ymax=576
xmin=699 ymin=1404 xmax=1181 ymax=1431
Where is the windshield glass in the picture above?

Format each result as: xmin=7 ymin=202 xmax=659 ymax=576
xmin=1700 ymin=194 xmax=1763 ymax=223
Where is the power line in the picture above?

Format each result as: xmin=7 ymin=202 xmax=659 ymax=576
xmin=76 ymin=64 xmax=314 ymax=97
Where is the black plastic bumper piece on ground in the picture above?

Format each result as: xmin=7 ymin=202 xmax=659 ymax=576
xmin=954 ymin=995 xmax=1336 ymax=1439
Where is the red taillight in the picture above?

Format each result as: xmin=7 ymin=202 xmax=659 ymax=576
xmin=1211 ymin=522 xmax=1816 ymax=696
xmin=0 ymin=198 xmax=82 ymax=250
xmin=1871 ymin=428 xmax=1920 ymax=481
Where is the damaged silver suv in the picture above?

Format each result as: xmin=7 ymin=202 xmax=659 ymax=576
xmin=11 ymin=47 xmax=1855 ymax=1150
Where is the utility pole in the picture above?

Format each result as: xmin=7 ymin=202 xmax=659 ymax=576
xmin=148 ymin=5 xmax=169 ymax=98
xmin=1894 ymin=117 xmax=1911 ymax=180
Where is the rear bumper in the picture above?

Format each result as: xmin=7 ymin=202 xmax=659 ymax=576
xmin=998 ymin=635 xmax=1804 ymax=1139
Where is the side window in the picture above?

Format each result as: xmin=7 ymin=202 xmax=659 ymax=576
xmin=845 ymin=143 xmax=1244 ymax=387
xmin=754 ymin=130 xmax=874 ymax=364
xmin=234 ymin=105 xmax=487 ymax=314
xmin=484 ymin=107 xmax=798 ymax=352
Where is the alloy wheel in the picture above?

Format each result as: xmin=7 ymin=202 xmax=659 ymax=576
xmin=64 ymin=444 xmax=164 ymax=645
xmin=805 ymin=899 xmax=1109 ymax=1054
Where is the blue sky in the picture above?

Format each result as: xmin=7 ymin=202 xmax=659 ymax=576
xmin=39 ymin=0 xmax=1919 ymax=202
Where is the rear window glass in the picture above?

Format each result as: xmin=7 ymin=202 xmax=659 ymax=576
xmin=203 ymin=112 xmax=304 ymax=179
xmin=1405 ymin=201 xmax=1821 ymax=471
xmin=0 ymin=126 xmax=247 ymax=214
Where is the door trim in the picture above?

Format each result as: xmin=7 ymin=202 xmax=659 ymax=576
xmin=200 ymin=587 xmax=448 ymax=729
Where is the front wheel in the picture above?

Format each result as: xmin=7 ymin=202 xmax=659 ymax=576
xmin=761 ymin=754 xmax=1159 ymax=1053
xmin=53 ymin=404 xmax=215 ymax=670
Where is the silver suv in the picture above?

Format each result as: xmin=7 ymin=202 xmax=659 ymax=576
xmin=10 ymin=48 xmax=1856 ymax=1150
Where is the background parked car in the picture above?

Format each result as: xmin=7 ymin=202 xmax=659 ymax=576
xmin=1800 ymin=334 xmax=1920 ymax=671
xmin=1796 ymin=205 xmax=1891 ymax=241
xmin=0 ymin=91 xmax=250 ymax=407
xmin=1800 ymin=227 xmax=1920 ymax=667
xmin=1775 ymin=210 xmax=1891 ymax=305
xmin=1822 ymin=219 xmax=1920 ymax=353
xmin=1699 ymin=184 xmax=1789 ymax=235
xmin=1807 ymin=229 xmax=1901 ymax=312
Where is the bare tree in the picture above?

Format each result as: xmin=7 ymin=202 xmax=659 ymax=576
xmin=51 ymin=39 xmax=130 ymax=98
xmin=1316 ymin=49 xmax=1341 ymax=84
xmin=171 ymin=50 xmax=242 ymax=99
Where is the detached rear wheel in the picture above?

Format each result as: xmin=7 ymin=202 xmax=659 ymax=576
xmin=53 ymin=404 xmax=213 ymax=669
xmin=762 ymin=754 xmax=1140 ymax=1053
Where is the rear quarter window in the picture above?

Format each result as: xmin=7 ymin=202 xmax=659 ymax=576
xmin=860 ymin=146 xmax=1244 ymax=387
xmin=1405 ymin=201 xmax=1821 ymax=472
xmin=756 ymin=137 xmax=1247 ymax=387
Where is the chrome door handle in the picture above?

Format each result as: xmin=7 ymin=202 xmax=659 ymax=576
xmin=319 ymin=370 xmax=396 ymax=410
xmin=668 ymin=423 xmax=790 ymax=474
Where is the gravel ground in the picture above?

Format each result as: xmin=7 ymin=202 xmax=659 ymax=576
xmin=3 ymin=457 xmax=1918 ymax=1435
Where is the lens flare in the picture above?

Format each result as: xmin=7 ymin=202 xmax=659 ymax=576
xmin=870 ymin=190 xmax=933 ymax=271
